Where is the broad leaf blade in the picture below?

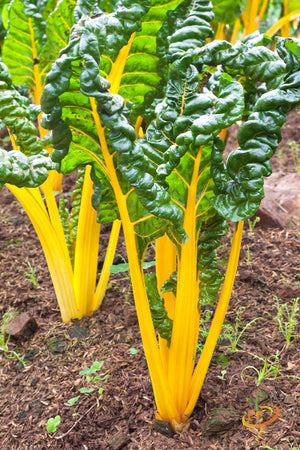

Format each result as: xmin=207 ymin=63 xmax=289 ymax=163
xmin=40 ymin=0 xmax=76 ymax=79
xmin=212 ymin=0 xmax=243 ymax=26
xmin=0 ymin=61 xmax=57 ymax=188
xmin=2 ymin=0 xmax=45 ymax=95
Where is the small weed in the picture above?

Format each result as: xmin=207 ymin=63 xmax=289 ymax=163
xmin=223 ymin=306 xmax=262 ymax=353
xmin=24 ymin=261 xmax=40 ymax=288
xmin=46 ymin=415 xmax=61 ymax=433
xmin=0 ymin=308 xmax=26 ymax=366
xmin=273 ymin=296 xmax=300 ymax=347
xmin=245 ymin=245 xmax=251 ymax=266
xmin=247 ymin=216 xmax=260 ymax=236
xmin=288 ymin=140 xmax=300 ymax=174
xmin=241 ymin=352 xmax=281 ymax=386
xmin=64 ymin=396 xmax=80 ymax=407
xmin=265 ymin=439 xmax=299 ymax=450
xmin=47 ymin=361 xmax=110 ymax=435
xmin=129 ymin=347 xmax=138 ymax=355
xmin=246 ymin=391 xmax=268 ymax=412
xmin=2 ymin=238 xmax=22 ymax=249
xmin=217 ymin=370 xmax=227 ymax=380
xmin=213 ymin=354 xmax=231 ymax=366
xmin=79 ymin=360 xmax=110 ymax=392
xmin=197 ymin=309 xmax=223 ymax=352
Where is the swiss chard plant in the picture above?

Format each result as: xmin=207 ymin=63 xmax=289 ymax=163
xmin=0 ymin=0 xmax=121 ymax=321
xmin=3 ymin=0 xmax=299 ymax=430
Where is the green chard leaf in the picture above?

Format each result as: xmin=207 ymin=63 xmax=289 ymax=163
xmin=212 ymin=0 xmax=243 ymax=26
xmin=0 ymin=62 xmax=45 ymax=156
xmin=0 ymin=61 xmax=57 ymax=189
xmin=0 ymin=149 xmax=56 ymax=191
xmin=2 ymin=0 xmax=46 ymax=90
xmin=192 ymin=36 xmax=300 ymax=221
xmin=2 ymin=0 xmax=75 ymax=100
xmin=197 ymin=214 xmax=228 ymax=306
xmin=141 ymin=0 xmax=213 ymax=120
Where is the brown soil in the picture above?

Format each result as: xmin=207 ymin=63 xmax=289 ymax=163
xmin=0 ymin=112 xmax=299 ymax=450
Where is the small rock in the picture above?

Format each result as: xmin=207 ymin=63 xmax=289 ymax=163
xmin=124 ymin=306 xmax=138 ymax=326
xmin=30 ymin=377 xmax=39 ymax=386
xmin=108 ymin=430 xmax=130 ymax=449
xmin=257 ymin=172 xmax=300 ymax=229
xmin=153 ymin=419 xmax=174 ymax=437
xmin=284 ymin=394 xmax=294 ymax=404
xmin=238 ymin=269 xmax=253 ymax=282
xmin=202 ymin=407 xmax=241 ymax=435
xmin=5 ymin=312 xmax=38 ymax=341
xmin=278 ymin=285 xmax=300 ymax=300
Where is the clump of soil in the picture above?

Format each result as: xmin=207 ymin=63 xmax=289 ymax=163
xmin=0 ymin=112 xmax=299 ymax=449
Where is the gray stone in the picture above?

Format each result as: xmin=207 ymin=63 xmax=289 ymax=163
xmin=258 ymin=172 xmax=300 ymax=228
xmin=5 ymin=312 xmax=38 ymax=341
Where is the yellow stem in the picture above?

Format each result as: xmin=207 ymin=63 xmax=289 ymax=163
xmin=30 ymin=15 xmax=63 ymax=192
xmin=257 ymin=0 xmax=269 ymax=24
xmin=215 ymin=23 xmax=225 ymax=40
xmin=108 ymin=33 xmax=135 ymax=92
xmin=265 ymin=10 xmax=300 ymax=37
xmin=230 ymin=18 xmax=241 ymax=44
xmin=28 ymin=17 xmax=42 ymax=106
xmin=41 ymin=181 xmax=71 ymax=263
xmin=249 ymin=0 xmax=260 ymax=33
xmin=73 ymin=166 xmax=101 ymax=317
xmin=282 ymin=0 xmax=289 ymax=37
xmin=6 ymin=184 xmax=77 ymax=321
xmin=167 ymin=147 xmax=202 ymax=419
xmin=7 ymin=130 xmax=20 ymax=151
xmin=92 ymin=219 xmax=121 ymax=311
xmin=184 ymin=221 xmax=244 ymax=418
xmin=135 ymin=116 xmax=144 ymax=137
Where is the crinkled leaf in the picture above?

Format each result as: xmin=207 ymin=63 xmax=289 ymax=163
xmin=197 ymin=214 xmax=228 ymax=306
xmin=0 ymin=150 xmax=57 ymax=190
xmin=211 ymin=63 xmax=300 ymax=219
xmin=140 ymin=0 xmax=213 ymax=120
xmin=2 ymin=0 xmax=74 ymax=103
xmin=39 ymin=0 xmax=76 ymax=79
xmin=0 ymin=62 xmax=45 ymax=156
xmin=2 ymin=0 xmax=45 ymax=91
xmin=74 ymin=0 xmax=102 ymax=22
xmin=276 ymin=36 xmax=300 ymax=73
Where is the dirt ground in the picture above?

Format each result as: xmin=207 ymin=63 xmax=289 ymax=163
xmin=0 ymin=111 xmax=299 ymax=449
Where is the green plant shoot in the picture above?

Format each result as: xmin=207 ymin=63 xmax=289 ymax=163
xmin=241 ymin=352 xmax=281 ymax=386
xmin=273 ymin=296 xmax=300 ymax=347
xmin=46 ymin=415 xmax=61 ymax=433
